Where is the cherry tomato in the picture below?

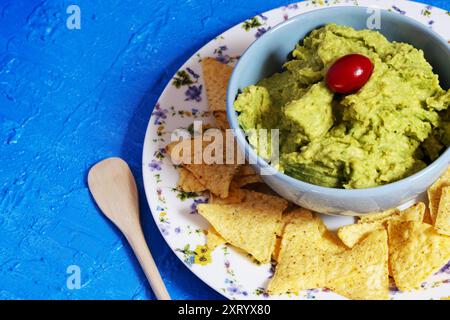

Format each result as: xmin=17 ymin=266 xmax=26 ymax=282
xmin=326 ymin=54 xmax=374 ymax=94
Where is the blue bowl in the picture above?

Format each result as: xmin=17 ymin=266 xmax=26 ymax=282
xmin=227 ymin=6 xmax=450 ymax=215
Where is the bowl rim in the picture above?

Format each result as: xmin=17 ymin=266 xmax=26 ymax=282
xmin=226 ymin=5 xmax=450 ymax=196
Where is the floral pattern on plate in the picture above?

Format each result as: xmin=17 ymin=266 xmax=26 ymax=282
xmin=142 ymin=0 xmax=450 ymax=299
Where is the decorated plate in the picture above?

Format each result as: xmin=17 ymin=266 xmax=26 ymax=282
xmin=142 ymin=0 xmax=450 ymax=300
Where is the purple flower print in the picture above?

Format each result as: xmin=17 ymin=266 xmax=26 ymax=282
xmin=439 ymin=260 xmax=450 ymax=274
xmin=227 ymin=285 xmax=239 ymax=294
xmin=225 ymin=280 xmax=248 ymax=296
xmin=286 ymin=3 xmax=298 ymax=10
xmin=258 ymin=14 xmax=268 ymax=21
xmin=269 ymin=263 xmax=276 ymax=278
xmin=159 ymin=224 xmax=169 ymax=236
xmin=305 ymin=288 xmax=320 ymax=299
xmin=389 ymin=281 xmax=400 ymax=293
xmin=186 ymin=67 xmax=200 ymax=80
xmin=215 ymin=54 xmax=232 ymax=64
xmin=185 ymin=85 xmax=202 ymax=102
xmin=255 ymin=27 xmax=271 ymax=38
xmin=213 ymin=45 xmax=235 ymax=64
xmin=190 ymin=198 xmax=208 ymax=214
xmin=282 ymin=3 xmax=298 ymax=18
xmin=148 ymin=159 xmax=162 ymax=171
xmin=152 ymin=103 xmax=168 ymax=125
xmin=153 ymin=147 xmax=167 ymax=161
xmin=174 ymin=227 xmax=181 ymax=234
xmin=392 ymin=6 xmax=406 ymax=15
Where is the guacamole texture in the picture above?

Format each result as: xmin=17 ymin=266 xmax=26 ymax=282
xmin=234 ymin=24 xmax=450 ymax=189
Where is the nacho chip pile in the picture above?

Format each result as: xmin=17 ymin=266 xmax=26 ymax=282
xmin=197 ymin=191 xmax=287 ymax=264
xmin=341 ymin=169 xmax=450 ymax=293
xmin=165 ymin=58 xmax=450 ymax=300
xmin=267 ymin=208 xmax=390 ymax=300
xmin=388 ymin=220 xmax=450 ymax=291
xmin=427 ymin=167 xmax=450 ymax=236
xmin=168 ymin=133 xmax=241 ymax=198
xmin=338 ymin=203 xmax=425 ymax=248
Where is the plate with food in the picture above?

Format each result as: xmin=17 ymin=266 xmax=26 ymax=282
xmin=142 ymin=0 xmax=450 ymax=300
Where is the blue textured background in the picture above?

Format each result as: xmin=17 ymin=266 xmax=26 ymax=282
xmin=0 ymin=0 xmax=449 ymax=300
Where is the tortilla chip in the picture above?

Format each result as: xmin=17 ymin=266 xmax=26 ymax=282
xmin=272 ymin=236 xmax=282 ymax=262
xmin=238 ymin=164 xmax=258 ymax=176
xmin=278 ymin=209 xmax=344 ymax=252
xmin=280 ymin=208 xmax=309 ymax=225
xmin=167 ymin=138 xmax=212 ymax=166
xmin=423 ymin=207 xmax=433 ymax=224
xmin=213 ymin=111 xmax=229 ymax=130
xmin=398 ymin=202 xmax=426 ymax=222
xmin=206 ymin=227 xmax=226 ymax=250
xmin=197 ymin=200 xmax=285 ymax=263
xmin=201 ymin=57 xmax=233 ymax=112
xmin=268 ymin=209 xmax=344 ymax=294
xmin=357 ymin=208 xmax=399 ymax=224
xmin=233 ymin=174 xmax=263 ymax=187
xmin=388 ymin=220 xmax=450 ymax=291
xmin=210 ymin=187 xmax=288 ymax=212
xmin=272 ymin=209 xmax=300 ymax=261
xmin=186 ymin=163 xmax=239 ymax=198
xmin=176 ymin=167 xmax=206 ymax=192
xmin=230 ymin=163 xmax=262 ymax=187
xmin=338 ymin=203 xmax=425 ymax=248
xmin=275 ymin=207 xmax=311 ymax=237
xmin=435 ymin=186 xmax=450 ymax=236
xmin=338 ymin=222 xmax=385 ymax=248
xmin=326 ymin=229 xmax=389 ymax=300
xmin=314 ymin=215 xmax=346 ymax=252
xmin=209 ymin=184 xmax=246 ymax=204
xmin=274 ymin=210 xmax=295 ymax=237
xmin=269 ymin=211 xmax=388 ymax=299
xmin=428 ymin=166 xmax=450 ymax=223
xmin=268 ymin=210 xmax=329 ymax=293
xmin=167 ymin=138 xmax=239 ymax=198
xmin=167 ymin=140 xmax=188 ymax=164
xmin=242 ymin=189 xmax=289 ymax=212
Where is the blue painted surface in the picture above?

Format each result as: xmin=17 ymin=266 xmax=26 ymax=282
xmin=0 ymin=0 xmax=448 ymax=300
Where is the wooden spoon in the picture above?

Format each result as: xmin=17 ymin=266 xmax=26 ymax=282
xmin=88 ymin=157 xmax=170 ymax=300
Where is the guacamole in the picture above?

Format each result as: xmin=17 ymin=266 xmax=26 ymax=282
xmin=234 ymin=24 xmax=450 ymax=189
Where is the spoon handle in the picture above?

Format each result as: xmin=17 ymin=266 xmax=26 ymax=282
xmin=126 ymin=230 xmax=171 ymax=300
